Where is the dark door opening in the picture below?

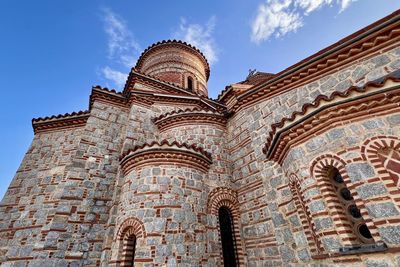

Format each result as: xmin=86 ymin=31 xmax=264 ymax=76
xmin=219 ymin=207 xmax=238 ymax=267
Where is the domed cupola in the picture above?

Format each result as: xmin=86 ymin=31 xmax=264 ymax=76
xmin=135 ymin=40 xmax=210 ymax=97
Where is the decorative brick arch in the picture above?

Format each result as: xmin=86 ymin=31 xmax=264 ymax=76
xmin=310 ymin=154 xmax=380 ymax=247
xmin=362 ymin=136 xmax=400 ymax=187
xmin=288 ymin=173 xmax=323 ymax=255
xmin=115 ymin=217 xmax=147 ymax=267
xmin=207 ymin=187 xmax=245 ymax=266
xmin=116 ymin=217 xmax=146 ymax=240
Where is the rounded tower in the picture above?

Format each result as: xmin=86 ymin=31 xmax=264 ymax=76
xmin=135 ymin=40 xmax=210 ymax=97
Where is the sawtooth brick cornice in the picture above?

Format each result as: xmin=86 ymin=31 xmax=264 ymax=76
xmin=152 ymin=107 xmax=227 ymax=131
xmin=264 ymin=71 xmax=400 ymax=164
xmin=32 ymin=110 xmax=90 ymax=134
xmin=134 ymin=39 xmax=210 ymax=80
xmin=120 ymin=140 xmax=212 ymax=174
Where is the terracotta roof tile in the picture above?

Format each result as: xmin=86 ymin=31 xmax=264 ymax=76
xmin=32 ymin=110 xmax=90 ymax=123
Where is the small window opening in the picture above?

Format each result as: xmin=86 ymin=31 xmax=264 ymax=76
xmin=124 ymin=235 xmax=136 ymax=267
xmin=358 ymin=224 xmax=373 ymax=239
xmin=328 ymin=167 xmax=374 ymax=244
xmin=187 ymin=77 xmax=193 ymax=91
xmin=219 ymin=207 xmax=238 ymax=267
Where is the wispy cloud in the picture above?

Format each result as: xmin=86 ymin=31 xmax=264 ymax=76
xmin=99 ymin=10 xmax=220 ymax=88
xmin=100 ymin=8 xmax=141 ymax=88
xmin=102 ymin=8 xmax=141 ymax=67
xmin=173 ymin=16 xmax=218 ymax=65
xmin=101 ymin=66 xmax=127 ymax=88
xmin=251 ymin=0 xmax=358 ymax=44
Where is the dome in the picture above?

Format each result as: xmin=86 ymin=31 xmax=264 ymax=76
xmin=135 ymin=40 xmax=210 ymax=97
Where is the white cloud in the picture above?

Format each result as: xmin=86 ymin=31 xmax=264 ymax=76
xmin=251 ymin=0 xmax=303 ymax=44
xmin=102 ymin=8 xmax=141 ymax=67
xmin=101 ymin=66 xmax=127 ymax=88
xmin=173 ymin=16 xmax=218 ymax=65
xmin=295 ymin=0 xmax=333 ymax=14
xmin=99 ymin=8 xmax=141 ymax=88
xmin=251 ymin=0 xmax=358 ymax=43
xmin=339 ymin=0 xmax=358 ymax=13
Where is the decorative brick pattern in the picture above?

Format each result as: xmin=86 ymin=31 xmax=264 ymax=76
xmin=288 ymin=174 xmax=323 ymax=256
xmin=2 ymin=11 xmax=400 ymax=267
xmin=362 ymin=136 xmax=400 ymax=186
xmin=207 ymin=187 xmax=246 ymax=266
xmin=114 ymin=217 xmax=145 ymax=266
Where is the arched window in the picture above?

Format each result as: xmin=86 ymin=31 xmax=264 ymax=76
xmin=218 ymin=206 xmax=238 ymax=267
xmin=123 ymin=234 xmax=137 ymax=267
xmin=187 ymin=76 xmax=193 ymax=91
xmin=327 ymin=167 xmax=373 ymax=244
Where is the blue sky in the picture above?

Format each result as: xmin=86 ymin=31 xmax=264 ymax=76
xmin=0 ymin=1 xmax=399 ymax=199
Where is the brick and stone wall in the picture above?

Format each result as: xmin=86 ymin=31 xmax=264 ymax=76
xmin=135 ymin=41 xmax=209 ymax=97
xmin=0 ymin=127 xmax=83 ymax=266
xmin=1 ymin=13 xmax=400 ymax=267
xmin=226 ymin=45 xmax=400 ymax=266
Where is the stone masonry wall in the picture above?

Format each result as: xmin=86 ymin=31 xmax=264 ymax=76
xmin=99 ymin=101 xmax=212 ymax=266
xmin=227 ymin=45 xmax=400 ymax=266
xmin=110 ymin=164 xmax=213 ymax=266
xmin=0 ymin=127 xmax=84 ymax=266
xmin=160 ymin=123 xmax=231 ymax=187
xmin=57 ymin=101 xmax=128 ymax=266
xmin=0 ymin=100 xmax=129 ymax=267
xmin=279 ymin=112 xmax=400 ymax=266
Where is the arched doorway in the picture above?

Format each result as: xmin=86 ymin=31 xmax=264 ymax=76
xmin=219 ymin=206 xmax=238 ymax=267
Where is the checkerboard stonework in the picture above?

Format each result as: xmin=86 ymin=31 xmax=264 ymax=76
xmin=2 ymin=10 xmax=400 ymax=267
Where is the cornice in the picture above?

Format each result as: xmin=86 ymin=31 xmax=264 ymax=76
xmin=153 ymin=107 xmax=227 ymax=131
xmin=32 ymin=110 xmax=90 ymax=134
xmin=123 ymin=69 xmax=226 ymax=111
xmin=90 ymin=86 xmax=128 ymax=109
xmin=120 ymin=140 xmax=212 ymax=174
xmin=264 ymin=72 xmax=400 ymax=164
xmin=222 ymin=10 xmax=400 ymax=111
xmin=124 ymin=69 xmax=196 ymax=96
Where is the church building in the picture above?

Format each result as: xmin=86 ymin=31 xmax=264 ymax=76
xmin=1 ymin=9 xmax=400 ymax=267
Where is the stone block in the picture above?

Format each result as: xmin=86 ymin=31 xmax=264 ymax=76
xmin=297 ymin=248 xmax=311 ymax=262
xmin=365 ymin=259 xmax=394 ymax=267
xmin=371 ymin=54 xmax=391 ymax=67
xmin=279 ymin=245 xmax=295 ymax=262
xmin=352 ymin=66 xmax=368 ymax=80
xmin=314 ymin=217 xmax=333 ymax=231
xmin=356 ymin=182 xmax=387 ymax=199
xmin=387 ymin=114 xmax=400 ymax=125
xmin=366 ymin=202 xmax=400 ymax=218
xmin=345 ymin=163 xmax=375 ymax=182
xmin=272 ymin=212 xmax=286 ymax=227
xmin=308 ymin=200 xmax=326 ymax=213
xmin=321 ymin=237 xmax=341 ymax=251
xmin=306 ymin=137 xmax=326 ymax=152
xmin=378 ymin=225 xmax=400 ymax=245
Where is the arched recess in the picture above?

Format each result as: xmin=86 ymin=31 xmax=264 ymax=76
xmin=288 ymin=173 xmax=323 ymax=255
xmin=115 ymin=217 xmax=146 ymax=267
xmin=310 ymin=154 xmax=379 ymax=247
xmin=184 ymin=72 xmax=197 ymax=91
xmin=362 ymin=136 xmax=400 ymax=187
xmin=208 ymin=187 xmax=245 ymax=266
